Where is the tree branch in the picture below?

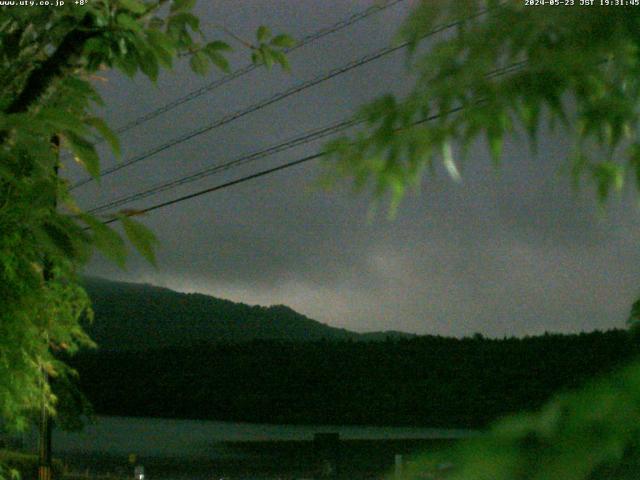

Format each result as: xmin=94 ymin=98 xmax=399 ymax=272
xmin=209 ymin=23 xmax=254 ymax=49
xmin=5 ymin=27 xmax=96 ymax=115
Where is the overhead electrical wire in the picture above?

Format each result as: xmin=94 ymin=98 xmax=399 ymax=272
xmin=87 ymin=117 xmax=361 ymax=214
xmin=98 ymin=106 xmax=465 ymax=227
xmin=70 ymin=7 xmax=484 ymax=191
xmin=72 ymin=42 xmax=406 ymax=190
xmin=92 ymin=60 xmax=528 ymax=225
xmin=110 ymin=0 xmax=406 ymax=136
xmin=87 ymin=59 xmax=526 ymax=215
xmin=100 ymin=151 xmax=326 ymax=226
xmin=82 ymin=2 xmax=519 ymax=227
xmin=64 ymin=0 xmax=405 ymax=165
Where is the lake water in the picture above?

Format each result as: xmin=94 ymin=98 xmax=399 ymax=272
xmin=41 ymin=415 xmax=473 ymax=457
xmin=20 ymin=416 xmax=474 ymax=478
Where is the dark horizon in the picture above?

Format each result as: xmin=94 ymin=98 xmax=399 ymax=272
xmin=82 ymin=275 xmax=632 ymax=340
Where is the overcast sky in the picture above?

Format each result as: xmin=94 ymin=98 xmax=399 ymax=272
xmin=70 ymin=0 xmax=640 ymax=338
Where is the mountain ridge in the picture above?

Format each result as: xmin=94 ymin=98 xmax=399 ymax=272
xmin=82 ymin=276 xmax=415 ymax=350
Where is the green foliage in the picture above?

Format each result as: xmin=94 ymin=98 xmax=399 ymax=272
xmin=402 ymin=359 xmax=640 ymax=480
xmin=327 ymin=2 xmax=640 ymax=206
xmin=250 ymin=27 xmax=295 ymax=71
xmin=203 ymin=43 xmax=230 ymax=73
xmin=0 ymin=0 xmax=291 ymax=452
xmin=71 ymin=302 xmax=638 ymax=429
xmin=119 ymin=216 xmax=159 ymax=266
xmin=81 ymin=276 xmax=360 ymax=350
xmin=324 ymin=2 xmax=640 ymax=479
xmin=0 ymin=450 xmax=64 ymax=480
xmin=628 ymin=298 xmax=640 ymax=327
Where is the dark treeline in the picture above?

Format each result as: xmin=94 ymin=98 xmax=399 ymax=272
xmin=70 ymin=329 xmax=639 ymax=429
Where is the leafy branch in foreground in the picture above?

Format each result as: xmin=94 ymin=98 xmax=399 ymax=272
xmin=0 ymin=0 xmax=293 ymax=433
xmin=326 ymin=1 xmax=640 ymax=206
xmin=405 ymin=357 xmax=640 ymax=480
xmin=323 ymin=2 xmax=640 ymax=479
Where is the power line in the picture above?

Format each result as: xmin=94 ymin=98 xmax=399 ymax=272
xmin=101 ymin=151 xmax=325 ymax=226
xmin=70 ymin=10 xmax=480 ymax=191
xmin=99 ymin=106 xmax=465 ymax=227
xmin=88 ymin=117 xmax=361 ymax=215
xmin=84 ymin=3 xmax=518 ymax=225
xmin=62 ymin=0 xmax=405 ymax=163
xmin=71 ymin=42 xmax=404 ymax=190
xmin=110 ymin=0 xmax=406 ymax=137
xmin=87 ymin=59 xmax=527 ymax=216
xmin=95 ymin=61 xmax=528 ymax=224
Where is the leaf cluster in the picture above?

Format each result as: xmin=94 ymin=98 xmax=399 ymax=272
xmin=324 ymin=3 xmax=640 ymax=478
xmin=405 ymin=358 xmax=640 ymax=480
xmin=327 ymin=1 xmax=640 ymax=206
xmin=250 ymin=25 xmax=296 ymax=71
xmin=0 ymin=0 xmax=292 ymax=445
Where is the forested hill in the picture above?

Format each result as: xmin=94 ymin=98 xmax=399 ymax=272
xmin=82 ymin=277 xmax=414 ymax=350
xmin=79 ymin=278 xmax=640 ymax=428
xmin=71 ymin=329 xmax=640 ymax=428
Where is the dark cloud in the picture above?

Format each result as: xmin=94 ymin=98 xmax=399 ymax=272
xmin=76 ymin=0 xmax=639 ymax=338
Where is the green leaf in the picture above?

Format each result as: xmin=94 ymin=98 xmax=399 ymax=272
xmin=628 ymin=298 xmax=640 ymax=326
xmin=271 ymin=49 xmax=290 ymax=71
xmin=205 ymin=50 xmax=230 ymax=73
xmin=590 ymin=162 xmax=624 ymax=201
xmin=83 ymin=37 xmax=109 ymax=57
xmin=146 ymin=30 xmax=175 ymax=68
xmin=628 ymin=143 xmax=640 ymax=192
xmin=135 ymin=44 xmax=160 ymax=81
xmin=170 ymin=0 xmax=196 ymax=13
xmin=116 ymin=13 xmax=142 ymax=32
xmin=383 ymin=167 xmax=406 ymax=218
xmin=487 ymin=128 xmax=503 ymax=166
xmin=190 ymin=51 xmax=210 ymax=75
xmin=256 ymin=25 xmax=271 ymax=43
xmin=146 ymin=30 xmax=176 ymax=52
xmin=64 ymin=131 xmax=100 ymax=180
xmin=152 ymin=45 xmax=173 ymax=69
xmin=569 ymin=151 xmax=588 ymax=190
xmin=120 ymin=216 xmax=159 ymax=266
xmin=115 ymin=50 xmax=139 ymax=77
xmin=41 ymin=220 xmax=77 ymax=259
xmin=204 ymin=41 xmax=231 ymax=72
xmin=63 ymin=77 xmax=104 ymax=106
xmin=169 ymin=12 xmax=200 ymax=32
xmin=260 ymin=46 xmax=274 ymax=69
xmin=118 ymin=0 xmax=146 ymax=14
xmin=519 ymin=98 xmax=541 ymax=140
xmin=90 ymin=7 xmax=109 ymax=27
xmin=38 ymin=108 xmax=88 ymax=137
xmin=85 ymin=117 xmax=121 ymax=159
xmin=80 ymin=214 xmax=127 ymax=268
xmin=204 ymin=40 xmax=231 ymax=52
xmin=149 ymin=17 xmax=165 ymax=30
xmin=0 ymin=159 xmax=14 ymax=183
xmin=270 ymin=34 xmax=296 ymax=49
xmin=22 ymin=178 xmax=57 ymax=210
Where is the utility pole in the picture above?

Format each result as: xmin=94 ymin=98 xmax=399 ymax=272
xmin=38 ymin=369 xmax=52 ymax=480
xmin=39 ymin=135 xmax=59 ymax=480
